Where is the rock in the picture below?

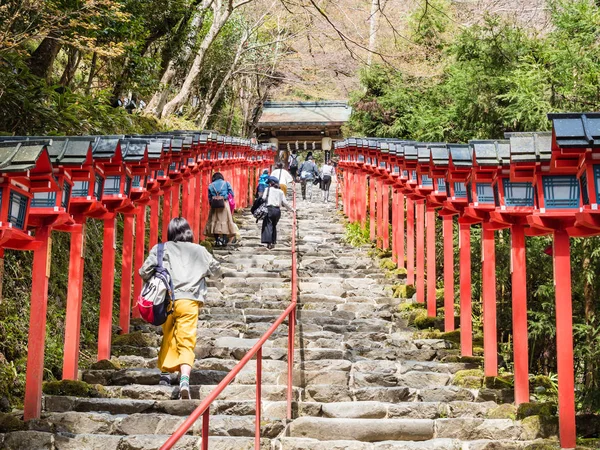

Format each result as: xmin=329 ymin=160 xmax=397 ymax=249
xmin=354 ymin=387 xmax=415 ymax=403
xmin=451 ymin=369 xmax=484 ymax=388
xmin=520 ymin=415 xmax=559 ymax=440
xmin=388 ymin=402 xmax=441 ymax=419
xmin=90 ymin=359 xmax=122 ymax=370
xmin=111 ymin=368 xmax=161 ymax=385
xmin=42 ymin=380 xmax=93 ymax=397
xmin=112 ymin=331 xmax=155 ymax=347
xmin=487 ymin=404 xmax=517 ymax=420
xmin=0 ymin=413 xmax=26 ymax=432
xmin=435 ymin=418 xmax=522 ymax=440
xmin=321 ymin=402 xmax=387 ymax=419
xmin=516 ymin=403 xmax=557 ymax=420
xmin=418 ymin=387 xmax=475 ymax=403
xmin=288 ymin=417 xmax=434 ymax=441
xmin=2 ymin=430 xmax=54 ymax=449
xmin=54 ymin=433 xmax=122 ymax=450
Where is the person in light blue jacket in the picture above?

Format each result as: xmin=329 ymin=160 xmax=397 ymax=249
xmin=204 ymin=172 xmax=236 ymax=247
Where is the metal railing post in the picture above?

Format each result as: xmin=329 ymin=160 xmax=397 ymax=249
xmin=255 ymin=347 xmax=262 ymax=449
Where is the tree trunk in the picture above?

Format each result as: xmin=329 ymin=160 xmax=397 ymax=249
xmin=367 ymin=0 xmax=382 ymax=66
xmin=59 ymin=47 xmax=81 ymax=87
xmin=160 ymin=4 xmax=232 ymax=118
xmin=28 ymin=33 xmax=62 ymax=81
xmin=146 ymin=14 xmax=204 ymax=115
xmin=85 ymin=52 xmax=98 ymax=95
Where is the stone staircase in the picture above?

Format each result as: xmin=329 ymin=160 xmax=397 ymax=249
xmin=1 ymin=184 xmax=558 ymax=449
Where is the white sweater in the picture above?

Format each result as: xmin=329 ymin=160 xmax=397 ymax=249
xmin=262 ymin=188 xmax=293 ymax=211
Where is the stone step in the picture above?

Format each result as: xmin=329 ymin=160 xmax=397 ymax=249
xmin=0 ymin=431 xmax=272 ymax=450
xmin=44 ymin=397 xmax=500 ymax=420
xmin=285 ymin=417 xmax=542 ymax=442
xmin=273 ymin=437 xmax=548 ymax=450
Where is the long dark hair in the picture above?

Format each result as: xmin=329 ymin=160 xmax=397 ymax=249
xmin=212 ymin=172 xmax=224 ymax=182
xmin=167 ymin=217 xmax=194 ymax=243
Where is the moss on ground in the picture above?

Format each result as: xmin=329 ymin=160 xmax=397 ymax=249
xmin=90 ymin=359 xmax=121 ymax=370
xmin=485 ymin=374 xmax=514 ymax=389
xmin=0 ymin=413 xmax=26 ymax=432
xmin=452 ymin=369 xmax=484 ymax=388
xmin=392 ymin=284 xmax=416 ymax=299
xmin=487 ymin=403 xmax=517 ymax=419
xmin=517 ymin=402 xmax=557 ymax=420
xmin=42 ymin=380 xmax=93 ymax=397
xmin=112 ymin=331 xmax=153 ymax=347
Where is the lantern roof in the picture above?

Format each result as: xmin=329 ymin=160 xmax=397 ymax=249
xmin=417 ymin=144 xmax=430 ymax=164
xmin=430 ymin=144 xmax=449 ymax=166
xmin=547 ymin=112 xmax=600 ymax=147
xmin=505 ymin=132 xmax=552 ymax=163
xmin=404 ymin=143 xmax=418 ymax=161
xmin=147 ymin=140 xmax=165 ymax=160
xmin=0 ymin=136 xmax=93 ymax=166
xmin=448 ymin=143 xmax=472 ymax=167
xmin=92 ymin=136 xmax=123 ymax=159
xmin=469 ymin=140 xmax=509 ymax=166
xmin=0 ymin=140 xmax=53 ymax=173
xmin=121 ymin=139 xmax=148 ymax=162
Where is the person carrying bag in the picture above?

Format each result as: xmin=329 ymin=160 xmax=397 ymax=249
xmin=205 ymin=172 xmax=236 ymax=246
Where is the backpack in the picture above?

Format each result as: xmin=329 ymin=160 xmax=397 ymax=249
xmin=137 ymin=243 xmax=174 ymax=326
xmin=290 ymin=155 xmax=298 ymax=169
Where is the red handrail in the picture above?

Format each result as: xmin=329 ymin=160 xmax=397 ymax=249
xmin=161 ymin=184 xmax=298 ymax=450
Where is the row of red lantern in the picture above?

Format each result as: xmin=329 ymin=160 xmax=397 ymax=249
xmin=0 ymin=132 xmax=276 ymax=422
xmin=335 ymin=113 xmax=600 ymax=449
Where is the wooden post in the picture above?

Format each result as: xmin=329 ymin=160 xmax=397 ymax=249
xmin=150 ymin=195 xmax=160 ymax=248
xmin=426 ymin=207 xmax=436 ymax=316
xmin=459 ymin=222 xmax=472 ymax=356
xmin=553 ymin=229 xmax=576 ymax=449
xmin=181 ymin=178 xmax=189 ymax=220
xmin=397 ymin=192 xmax=405 ymax=269
xmin=98 ymin=214 xmax=116 ymax=361
xmin=406 ymin=199 xmax=415 ymax=286
xmin=361 ymin=173 xmax=368 ymax=227
xmin=24 ymin=226 xmax=51 ymax=420
xmin=162 ymin=186 xmax=172 ymax=241
xmin=416 ymin=200 xmax=425 ymax=303
xmin=443 ymin=215 xmax=454 ymax=332
xmin=369 ymin=177 xmax=376 ymax=242
xmin=132 ymin=205 xmax=146 ymax=318
xmin=62 ymin=221 xmax=85 ymax=380
xmin=482 ymin=223 xmax=497 ymax=376
xmin=382 ymin=184 xmax=390 ymax=250
xmin=172 ymin=182 xmax=180 ymax=219
xmin=118 ymin=213 xmax=134 ymax=333
xmin=376 ymin=178 xmax=384 ymax=248
xmin=392 ymin=191 xmax=398 ymax=263
xmin=194 ymin=172 xmax=202 ymax=243
xmin=511 ymin=223 xmax=529 ymax=405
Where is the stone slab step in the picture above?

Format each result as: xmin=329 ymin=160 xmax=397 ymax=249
xmin=286 ymin=417 xmax=536 ymax=442
xmin=0 ymin=431 xmax=272 ymax=450
xmin=33 ymin=411 xmax=285 ymax=438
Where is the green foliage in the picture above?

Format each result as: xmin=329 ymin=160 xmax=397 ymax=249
xmin=344 ymin=222 xmax=371 ymax=247
xmin=348 ymin=0 xmax=600 ymax=142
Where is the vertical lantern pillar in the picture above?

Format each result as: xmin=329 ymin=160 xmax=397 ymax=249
xmin=119 ymin=213 xmax=134 ymax=333
xmin=181 ymin=178 xmax=189 ymax=220
xmin=382 ymin=184 xmax=390 ymax=250
xmin=406 ymin=199 xmax=415 ymax=286
xmin=187 ymin=177 xmax=195 ymax=225
xmin=416 ymin=200 xmax=425 ymax=303
xmin=201 ymin=171 xmax=210 ymax=237
xmin=162 ymin=187 xmax=172 ymax=241
xmin=132 ymin=205 xmax=146 ymax=317
xmin=392 ymin=191 xmax=398 ymax=263
xmin=150 ymin=195 xmax=160 ymax=248
xmin=376 ymin=178 xmax=384 ymax=248
xmin=172 ymin=183 xmax=181 ymax=219
xmin=426 ymin=207 xmax=436 ymax=316
xmin=482 ymin=223 xmax=497 ymax=376
xmin=443 ymin=215 xmax=454 ymax=332
xmin=397 ymin=192 xmax=405 ymax=269
xmin=194 ymin=172 xmax=202 ymax=243
xmin=98 ymin=214 xmax=116 ymax=361
xmin=24 ymin=226 xmax=51 ymax=420
xmin=62 ymin=220 xmax=85 ymax=380
xmin=459 ymin=222 xmax=472 ymax=356
xmin=511 ymin=223 xmax=529 ymax=405
xmin=369 ymin=177 xmax=376 ymax=241
xmin=554 ymin=229 xmax=576 ymax=449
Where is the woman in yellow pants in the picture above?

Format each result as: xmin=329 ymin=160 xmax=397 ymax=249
xmin=140 ymin=217 xmax=219 ymax=399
